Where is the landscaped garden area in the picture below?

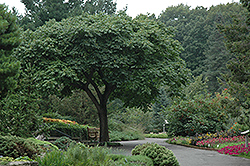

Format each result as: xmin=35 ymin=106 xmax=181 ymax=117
xmin=1 ymin=0 xmax=250 ymax=165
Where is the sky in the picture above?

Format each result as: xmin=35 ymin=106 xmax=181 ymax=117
xmin=1 ymin=0 xmax=240 ymax=18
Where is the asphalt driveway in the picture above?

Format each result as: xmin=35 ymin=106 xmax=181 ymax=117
xmin=111 ymin=138 xmax=250 ymax=166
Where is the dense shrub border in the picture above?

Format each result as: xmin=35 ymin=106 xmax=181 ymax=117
xmin=0 ymin=135 xmax=56 ymax=159
xmin=43 ymin=117 xmax=89 ymax=140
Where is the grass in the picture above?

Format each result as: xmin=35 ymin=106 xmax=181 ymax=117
xmin=144 ymin=133 xmax=168 ymax=138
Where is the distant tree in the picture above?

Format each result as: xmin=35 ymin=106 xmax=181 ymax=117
xmin=16 ymin=13 xmax=190 ymax=142
xmin=241 ymin=0 xmax=250 ymax=24
xmin=159 ymin=5 xmax=208 ymax=76
xmin=202 ymin=3 xmax=245 ymax=93
xmin=20 ymin=0 xmax=117 ymax=30
xmin=218 ymin=12 xmax=250 ymax=109
xmin=0 ymin=4 xmax=20 ymax=100
xmin=151 ymin=86 xmax=171 ymax=132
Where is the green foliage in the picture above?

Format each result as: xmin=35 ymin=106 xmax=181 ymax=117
xmin=109 ymin=130 xmax=144 ymax=142
xmin=167 ymin=89 xmax=236 ymax=136
xmin=144 ymin=133 xmax=168 ymax=138
xmin=17 ymin=12 xmax=189 ymax=142
xmin=218 ymin=2 xmax=250 ymax=129
xmin=159 ymin=3 xmax=246 ymax=94
xmin=0 ymin=156 xmax=15 ymax=165
xmin=0 ymin=93 xmax=44 ymax=138
xmin=26 ymin=138 xmax=58 ymax=151
xmin=45 ymin=120 xmax=89 ymax=140
xmin=53 ymin=137 xmax=76 ymax=151
xmin=36 ymin=150 xmax=69 ymax=166
xmin=41 ymin=90 xmax=99 ymax=126
xmin=201 ymin=3 xmax=245 ymax=93
xmin=150 ymin=86 xmax=173 ymax=132
xmin=167 ymin=136 xmax=191 ymax=145
xmin=0 ymin=135 xmax=53 ymax=159
xmin=108 ymin=106 xmax=151 ymax=141
xmin=37 ymin=144 xmax=113 ymax=166
xmin=159 ymin=4 xmax=207 ymax=76
xmin=20 ymin=0 xmax=117 ymax=30
xmin=0 ymin=4 xmax=21 ymax=100
xmin=132 ymin=143 xmax=179 ymax=166
xmin=109 ymin=154 xmax=154 ymax=166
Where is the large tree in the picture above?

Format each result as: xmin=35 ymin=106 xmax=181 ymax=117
xmin=202 ymin=3 xmax=245 ymax=93
xmin=218 ymin=0 xmax=250 ymax=119
xmin=159 ymin=4 xmax=208 ymax=76
xmin=20 ymin=0 xmax=117 ymax=30
xmin=16 ymin=13 xmax=189 ymax=142
xmin=0 ymin=4 xmax=20 ymax=100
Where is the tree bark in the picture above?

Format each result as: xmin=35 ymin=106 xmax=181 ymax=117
xmin=98 ymin=103 xmax=109 ymax=142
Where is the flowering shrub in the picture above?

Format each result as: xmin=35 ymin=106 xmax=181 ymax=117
xmin=218 ymin=144 xmax=250 ymax=156
xmin=167 ymin=89 xmax=236 ymax=136
xmin=196 ymin=136 xmax=245 ymax=148
xmin=43 ymin=117 xmax=78 ymax=125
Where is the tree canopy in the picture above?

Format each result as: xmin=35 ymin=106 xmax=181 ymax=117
xmin=16 ymin=12 xmax=189 ymax=141
xmin=158 ymin=3 xmax=246 ymax=94
xmin=20 ymin=0 xmax=117 ymax=30
xmin=0 ymin=4 xmax=20 ymax=100
xmin=219 ymin=7 xmax=250 ymax=110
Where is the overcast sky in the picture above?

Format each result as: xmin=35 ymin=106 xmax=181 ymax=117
xmin=1 ymin=0 xmax=239 ymax=17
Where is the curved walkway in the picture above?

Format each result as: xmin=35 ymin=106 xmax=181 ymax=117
xmin=111 ymin=138 xmax=250 ymax=166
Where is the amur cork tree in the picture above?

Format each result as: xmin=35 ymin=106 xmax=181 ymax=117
xmin=16 ymin=12 xmax=189 ymax=142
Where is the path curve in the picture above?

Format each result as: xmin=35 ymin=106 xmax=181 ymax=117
xmin=112 ymin=138 xmax=250 ymax=166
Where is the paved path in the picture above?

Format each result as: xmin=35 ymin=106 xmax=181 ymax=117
xmin=111 ymin=138 xmax=250 ymax=166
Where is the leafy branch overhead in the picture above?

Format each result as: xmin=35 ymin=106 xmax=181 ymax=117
xmin=17 ymin=13 xmax=189 ymax=108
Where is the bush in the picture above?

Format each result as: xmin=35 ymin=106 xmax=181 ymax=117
xmin=0 ymin=135 xmax=54 ymax=159
xmin=0 ymin=93 xmax=44 ymax=138
xmin=167 ymin=89 xmax=234 ymax=136
xmin=37 ymin=144 xmax=113 ymax=166
xmin=109 ymin=154 xmax=153 ymax=166
xmin=43 ymin=117 xmax=89 ymax=140
xmin=132 ymin=143 xmax=179 ymax=166
xmin=53 ymin=137 xmax=76 ymax=151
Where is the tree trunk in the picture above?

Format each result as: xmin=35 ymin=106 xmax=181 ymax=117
xmin=98 ymin=104 xmax=109 ymax=142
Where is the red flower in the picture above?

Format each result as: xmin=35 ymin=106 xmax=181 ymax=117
xmin=224 ymin=88 xmax=228 ymax=91
xmin=225 ymin=96 xmax=228 ymax=99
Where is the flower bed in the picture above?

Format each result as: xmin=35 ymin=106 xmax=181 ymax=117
xmin=218 ymin=144 xmax=250 ymax=156
xmin=167 ymin=131 xmax=250 ymax=159
xmin=196 ymin=136 xmax=245 ymax=148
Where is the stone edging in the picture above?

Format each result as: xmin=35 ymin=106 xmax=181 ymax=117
xmin=0 ymin=161 xmax=38 ymax=166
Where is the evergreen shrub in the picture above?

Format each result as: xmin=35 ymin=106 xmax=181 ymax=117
xmin=0 ymin=135 xmax=53 ymax=159
xmin=132 ymin=143 xmax=179 ymax=166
